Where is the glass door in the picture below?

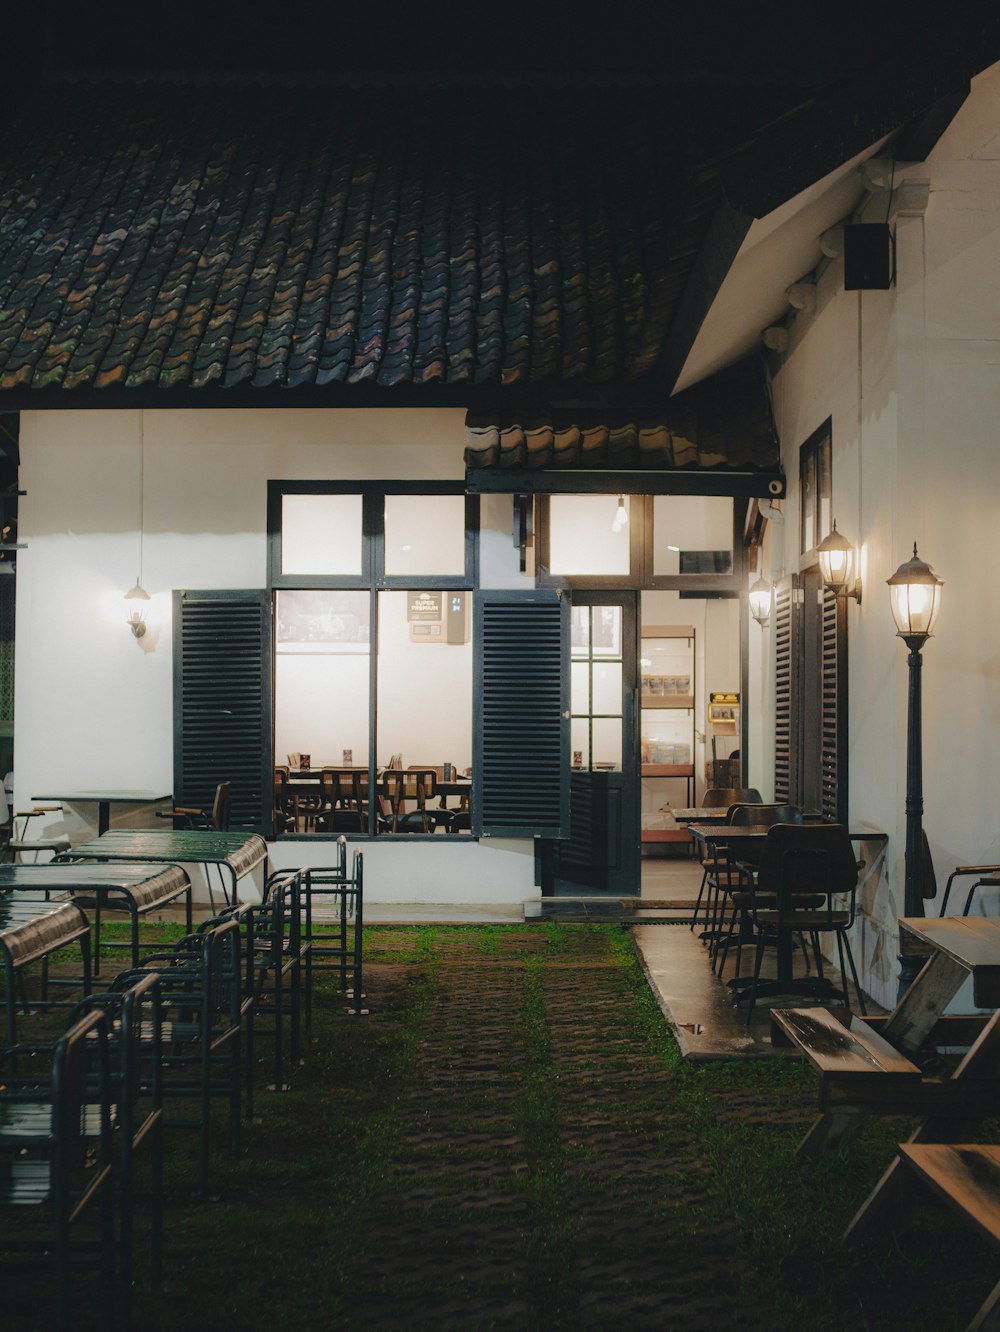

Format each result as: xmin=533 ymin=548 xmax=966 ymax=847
xmin=551 ymin=592 xmax=639 ymax=894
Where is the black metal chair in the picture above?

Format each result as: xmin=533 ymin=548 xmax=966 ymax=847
xmin=274 ymin=839 xmax=366 ymax=1020
xmin=111 ymin=919 xmax=242 ymax=1197
xmin=67 ymin=973 xmax=164 ymax=1320
xmin=0 ymin=1010 xmax=116 ymax=1331
xmin=690 ymin=788 xmax=764 ymax=932
xmin=741 ymin=822 xmax=866 ymax=1023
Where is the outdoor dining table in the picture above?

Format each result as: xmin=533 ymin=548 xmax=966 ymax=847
xmin=0 ymin=862 xmax=192 ymax=975
xmin=56 ymin=829 xmax=268 ymax=908
xmin=0 ymin=893 xmax=91 ymax=1046
xmin=31 ymin=788 xmax=172 ymax=836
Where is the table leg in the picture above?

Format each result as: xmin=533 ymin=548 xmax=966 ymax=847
xmin=883 ymin=950 xmax=968 ymax=1053
xmin=98 ymin=801 xmax=110 ymax=836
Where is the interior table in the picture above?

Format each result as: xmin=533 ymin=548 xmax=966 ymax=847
xmin=32 ymin=788 xmax=172 ymax=836
xmin=0 ymin=893 xmax=91 ymax=1046
xmin=0 ymin=862 xmax=192 ymax=975
xmin=58 ymin=829 xmax=268 ymax=909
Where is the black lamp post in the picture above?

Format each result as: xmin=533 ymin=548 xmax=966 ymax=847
xmin=887 ymin=544 xmax=944 ymax=1000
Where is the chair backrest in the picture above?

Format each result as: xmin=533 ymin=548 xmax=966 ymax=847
xmin=703 ymin=787 xmax=744 ymax=809
xmin=756 ymin=823 xmax=859 ymax=904
xmin=53 ymin=1010 xmax=112 ymax=1180
xmin=728 ymin=803 xmax=803 ymax=828
xmin=383 ymin=769 xmax=435 ymax=807
xmin=211 ymin=781 xmax=232 ymax=831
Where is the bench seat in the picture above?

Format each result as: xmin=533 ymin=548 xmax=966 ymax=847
xmin=772 ymin=1006 xmax=922 ymax=1083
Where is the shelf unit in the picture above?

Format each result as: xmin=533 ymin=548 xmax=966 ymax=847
xmin=640 ymin=625 xmax=694 ymax=846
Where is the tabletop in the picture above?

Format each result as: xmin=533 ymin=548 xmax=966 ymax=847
xmin=32 ymin=788 xmax=173 ymax=803
xmin=0 ymin=862 xmax=186 ymax=891
xmin=64 ymin=828 xmax=267 ymax=870
xmin=900 ymin=916 xmax=1000 ymax=1007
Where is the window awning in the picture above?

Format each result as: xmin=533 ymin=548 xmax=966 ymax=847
xmin=464 ymin=357 xmax=784 ymax=497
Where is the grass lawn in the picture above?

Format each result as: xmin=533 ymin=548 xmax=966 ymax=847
xmin=2 ymin=922 xmax=995 ymax=1329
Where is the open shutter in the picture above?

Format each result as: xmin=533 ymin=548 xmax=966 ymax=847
xmin=173 ymin=590 xmax=272 ymax=833
xmin=820 ymin=587 xmax=847 ymax=822
xmin=473 ymin=589 xmax=570 ymax=838
xmin=773 ymin=575 xmax=801 ymax=805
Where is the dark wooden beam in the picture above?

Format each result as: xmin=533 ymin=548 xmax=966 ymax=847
xmin=466 ymin=467 xmax=785 ymax=498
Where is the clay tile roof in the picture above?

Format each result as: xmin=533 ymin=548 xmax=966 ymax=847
xmin=464 ymin=357 xmax=779 ymax=473
xmin=0 ymin=82 xmax=684 ymax=395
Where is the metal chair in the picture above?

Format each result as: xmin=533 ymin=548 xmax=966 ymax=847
xmin=690 ymin=789 xmax=765 ymax=933
xmin=4 ymin=805 xmax=70 ymax=863
xmin=317 ymin=768 xmax=370 ymax=834
xmin=0 ymin=1010 xmax=116 ymax=1331
xmin=741 ymin=822 xmax=865 ymax=1023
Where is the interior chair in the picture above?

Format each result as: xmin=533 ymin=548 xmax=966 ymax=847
xmin=0 ymin=1010 xmax=116 ymax=1331
xmin=317 ymin=768 xmax=370 ymax=834
xmin=690 ymin=788 xmax=765 ymax=933
xmin=741 ymin=822 xmax=865 ymax=1023
xmin=273 ymin=767 xmax=296 ymax=835
xmin=5 ymin=805 xmax=70 ymax=863
xmin=381 ymin=769 xmax=438 ymax=833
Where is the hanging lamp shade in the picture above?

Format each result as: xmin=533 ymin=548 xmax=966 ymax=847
xmin=124 ymin=579 xmax=151 ymax=603
xmin=816 ymin=521 xmax=855 ymax=594
xmin=748 ymin=576 xmax=772 ymax=626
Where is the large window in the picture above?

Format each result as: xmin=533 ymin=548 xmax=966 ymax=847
xmin=269 ymin=483 xmax=477 ymax=836
xmin=537 ymin=494 xmax=742 ymax=590
xmin=800 ymin=420 xmax=832 ymax=558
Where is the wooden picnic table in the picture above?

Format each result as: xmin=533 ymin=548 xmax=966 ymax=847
xmin=0 ymin=862 xmax=192 ymax=975
xmin=58 ymin=829 xmax=268 ymax=908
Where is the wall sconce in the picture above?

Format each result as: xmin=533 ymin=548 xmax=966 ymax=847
xmin=611 ymin=495 xmax=629 ymax=534
xmin=817 ymin=521 xmax=862 ymax=603
xmin=748 ymin=576 xmax=772 ymax=627
xmin=125 ymin=578 xmax=150 ymax=638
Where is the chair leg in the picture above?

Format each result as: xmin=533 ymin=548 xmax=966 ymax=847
xmin=690 ymin=868 xmax=709 ymax=932
xmin=744 ymin=938 xmax=767 ymax=1026
xmin=838 ymin=928 xmax=867 ymax=1016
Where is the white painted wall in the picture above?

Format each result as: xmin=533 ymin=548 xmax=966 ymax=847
xmin=15 ymin=406 xmax=534 ymax=903
xmin=751 ymin=59 xmax=1000 ymax=1005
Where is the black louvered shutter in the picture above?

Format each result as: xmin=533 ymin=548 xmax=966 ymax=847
xmin=473 ymin=590 xmax=570 ymax=838
xmin=819 ymin=587 xmax=847 ymax=823
xmin=173 ymin=590 xmax=272 ymax=834
xmin=773 ymin=575 xmax=800 ymax=805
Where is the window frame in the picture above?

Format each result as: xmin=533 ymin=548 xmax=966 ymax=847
xmin=268 ymin=481 xmax=480 ymax=840
xmin=799 ymin=419 xmax=833 ymax=564
xmin=268 ymin=480 xmax=478 ymax=590
xmin=535 ymin=493 xmax=746 ymax=592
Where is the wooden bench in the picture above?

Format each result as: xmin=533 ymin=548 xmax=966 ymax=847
xmin=858 ymin=1144 xmax=1000 ymax=1331
xmin=772 ymin=1007 xmax=926 ymax=1154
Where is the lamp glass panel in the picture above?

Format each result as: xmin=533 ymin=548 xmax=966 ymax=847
xmin=281 ymin=493 xmax=363 ymax=576
xmin=748 ymin=584 xmax=771 ymax=623
xmin=891 ymin=580 xmax=942 ymax=637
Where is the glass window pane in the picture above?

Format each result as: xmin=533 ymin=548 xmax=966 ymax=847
xmin=376 ymin=590 xmax=472 ymax=832
xmin=652 ymin=496 xmax=733 ymax=576
xmin=570 ymin=661 xmax=590 ymax=715
xmin=570 ymin=606 xmax=591 ymax=655
xmin=384 ymin=494 xmax=466 ymax=576
xmin=590 ymin=605 xmax=622 ymax=657
xmin=274 ymin=591 xmax=371 ymax=769
xmin=549 ymin=496 xmax=631 ymax=576
xmin=817 ymin=433 xmax=832 ymax=542
xmin=592 ymin=662 xmax=622 ymax=716
xmin=592 ymin=719 xmax=622 ymax=770
xmin=571 ymin=719 xmax=590 ymax=770
xmin=281 ymin=493 xmax=364 ymax=576
xmin=801 ymin=449 xmax=816 ymax=553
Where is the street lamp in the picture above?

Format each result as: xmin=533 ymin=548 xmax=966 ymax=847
xmin=817 ymin=520 xmax=862 ymax=602
xmin=888 ymin=544 xmax=944 ymax=999
xmin=748 ymin=576 xmax=772 ymax=627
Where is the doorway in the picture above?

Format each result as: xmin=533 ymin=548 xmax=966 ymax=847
xmin=549 ymin=591 xmax=640 ymax=894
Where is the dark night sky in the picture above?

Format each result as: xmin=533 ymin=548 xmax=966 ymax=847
xmin=22 ymin=0 xmax=960 ymax=85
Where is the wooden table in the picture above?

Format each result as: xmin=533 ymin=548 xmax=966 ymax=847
xmin=32 ymin=788 xmax=172 ymax=836
xmin=58 ymin=830 xmax=268 ymax=908
xmin=0 ymin=863 xmax=192 ymax=974
xmin=0 ymin=893 xmax=91 ymax=1045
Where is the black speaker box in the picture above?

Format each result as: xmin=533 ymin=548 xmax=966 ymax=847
xmin=843 ymin=223 xmax=893 ymax=290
